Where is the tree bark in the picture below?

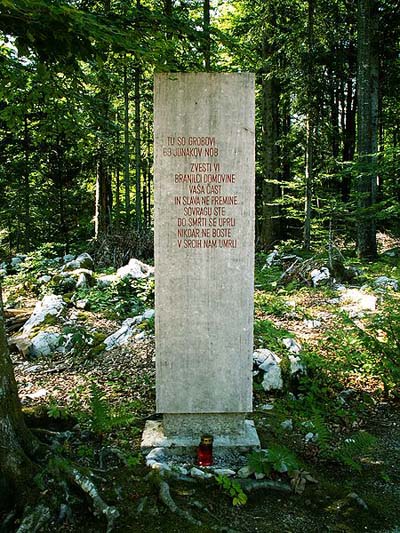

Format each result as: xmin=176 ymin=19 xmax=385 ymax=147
xmin=260 ymin=35 xmax=282 ymax=249
xmin=123 ymin=60 xmax=131 ymax=227
xmin=356 ymin=0 xmax=378 ymax=258
xmin=303 ymin=0 xmax=315 ymax=250
xmin=0 ymin=288 xmax=39 ymax=509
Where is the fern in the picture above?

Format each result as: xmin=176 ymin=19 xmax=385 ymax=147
xmin=333 ymin=431 xmax=377 ymax=472
xmin=89 ymin=384 xmax=135 ymax=434
xmin=309 ymin=413 xmax=331 ymax=453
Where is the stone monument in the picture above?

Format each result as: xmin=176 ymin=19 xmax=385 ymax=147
xmin=142 ymin=72 xmax=259 ymax=453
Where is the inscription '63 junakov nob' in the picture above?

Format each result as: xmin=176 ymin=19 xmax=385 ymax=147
xmin=146 ymin=72 xmax=260 ymax=450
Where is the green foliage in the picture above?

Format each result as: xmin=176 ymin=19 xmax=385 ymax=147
xmin=87 ymin=384 xmax=137 ymax=436
xmin=343 ymin=297 xmax=400 ymax=395
xmin=253 ymin=319 xmax=292 ymax=352
xmin=334 ymin=432 xmax=377 ymax=472
xmin=248 ymin=445 xmax=300 ymax=476
xmin=215 ymin=475 xmax=248 ymax=507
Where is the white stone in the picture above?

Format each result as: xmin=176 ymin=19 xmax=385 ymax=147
xmin=305 ymin=432 xmax=317 ymax=443
xmin=303 ymin=319 xmax=321 ymax=329
xmin=254 ymin=472 xmax=265 ymax=480
xmin=280 ymin=419 xmax=293 ymax=431
xmin=63 ymin=254 xmax=75 ymax=263
xmin=282 ymin=337 xmax=301 ymax=354
xmin=212 ymin=468 xmax=236 ymax=477
xmin=29 ymin=332 xmax=62 ymax=357
xmin=264 ymin=250 xmax=279 ymax=268
xmin=146 ymin=447 xmax=166 ymax=463
xmin=38 ymin=275 xmax=51 ymax=284
xmin=23 ymin=295 xmax=66 ymax=335
xmin=310 ymin=267 xmax=330 ymax=287
xmin=237 ymin=466 xmax=252 ymax=478
xmin=97 ymin=274 xmax=118 ymax=288
xmin=261 ymin=365 xmax=283 ymax=391
xmin=117 ymin=258 xmax=154 ymax=280
xmin=374 ymin=276 xmax=398 ymax=291
xmin=143 ymin=309 xmax=155 ymax=320
xmin=76 ymin=273 xmax=89 ymax=289
xmin=63 ymin=253 xmax=93 ymax=271
xmin=339 ymin=288 xmax=376 ymax=312
xmin=253 ymin=348 xmax=278 ymax=367
xmin=288 ymin=354 xmax=305 ymax=375
xmin=103 ymin=315 xmax=144 ymax=350
xmin=259 ymin=403 xmax=274 ymax=411
xmin=190 ymin=467 xmax=213 ymax=479
xmin=26 ymin=388 xmax=48 ymax=399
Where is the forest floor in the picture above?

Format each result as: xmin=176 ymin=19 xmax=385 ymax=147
xmin=2 ymin=236 xmax=400 ymax=532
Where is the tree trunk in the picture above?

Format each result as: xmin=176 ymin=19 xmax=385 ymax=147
xmin=303 ymin=0 xmax=315 ymax=250
xmin=0 ymin=288 xmax=39 ymax=509
xmin=123 ymin=59 xmax=131 ymax=227
xmin=134 ymin=66 xmax=141 ymax=231
xmin=356 ymin=0 xmax=378 ymax=258
xmin=203 ymin=0 xmax=211 ymax=70
xmin=260 ymin=35 xmax=282 ymax=249
xmin=23 ymin=114 xmax=30 ymax=253
xmin=95 ymin=151 xmax=112 ymax=239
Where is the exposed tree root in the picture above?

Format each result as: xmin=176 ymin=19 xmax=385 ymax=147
xmin=159 ymin=479 xmax=203 ymax=527
xmin=16 ymin=504 xmax=51 ymax=533
xmin=238 ymin=479 xmax=292 ymax=493
xmin=67 ymin=467 xmax=119 ymax=533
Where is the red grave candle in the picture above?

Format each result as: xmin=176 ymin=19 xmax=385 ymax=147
xmin=197 ymin=434 xmax=213 ymax=466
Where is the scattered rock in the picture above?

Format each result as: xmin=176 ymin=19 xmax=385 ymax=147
xmin=212 ymin=468 xmax=236 ymax=477
xmin=303 ymin=319 xmax=322 ymax=329
xmin=346 ymin=492 xmax=368 ymax=510
xmin=38 ymin=275 xmax=52 ymax=284
xmin=97 ymin=274 xmax=118 ymax=288
xmin=23 ymin=295 xmax=66 ymax=335
xmin=281 ymin=419 xmax=293 ymax=431
xmin=282 ymin=337 xmax=301 ymax=354
xmin=63 ymin=254 xmax=75 ymax=263
xmin=25 ymin=388 xmax=48 ymax=399
xmin=305 ymin=432 xmax=317 ymax=444
xmin=237 ymin=466 xmax=252 ymax=478
xmin=254 ymin=472 xmax=265 ymax=480
xmin=288 ymin=354 xmax=305 ymax=375
xmin=263 ymin=250 xmax=279 ymax=268
xmin=190 ymin=467 xmax=213 ymax=479
xmin=117 ymin=258 xmax=154 ymax=280
xmin=373 ymin=276 xmax=398 ymax=291
xmin=11 ymin=255 xmax=26 ymax=268
xmin=310 ymin=267 xmax=330 ymax=287
xmin=143 ymin=309 xmax=155 ymax=320
xmin=28 ymin=331 xmax=62 ymax=357
xmin=104 ymin=313 xmax=150 ymax=350
xmin=259 ymin=403 xmax=274 ymax=411
xmin=63 ymin=252 xmax=94 ymax=272
xmin=253 ymin=349 xmax=283 ymax=391
xmin=339 ymin=288 xmax=376 ymax=314
xmin=75 ymin=299 xmax=89 ymax=310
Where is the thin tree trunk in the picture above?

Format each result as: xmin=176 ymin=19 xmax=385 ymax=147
xmin=23 ymin=114 xmax=30 ymax=253
xmin=123 ymin=60 xmax=130 ymax=227
xmin=356 ymin=0 xmax=378 ymax=258
xmin=303 ymin=0 xmax=314 ymax=250
xmin=260 ymin=36 xmax=281 ymax=249
xmin=134 ymin=66 xmax=141 ymax=231
xmin=203 ymin=0 xmax=210 ymax=70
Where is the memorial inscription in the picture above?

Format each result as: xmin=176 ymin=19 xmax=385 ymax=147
xmin=160 ymin=134 xmax=239 ymax=250
xmin=148 ymin=72 xmax=259 ymax=449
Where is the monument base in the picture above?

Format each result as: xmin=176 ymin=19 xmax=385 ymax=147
xmin=141 ymin=414 xmax=260 ymax=456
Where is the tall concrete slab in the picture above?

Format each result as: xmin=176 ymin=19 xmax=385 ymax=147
xmin=152 ymin=72 xmax=256 ymax=443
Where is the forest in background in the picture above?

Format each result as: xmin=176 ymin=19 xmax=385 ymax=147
xmin=0 ymin=0 xmax=399 ymax=262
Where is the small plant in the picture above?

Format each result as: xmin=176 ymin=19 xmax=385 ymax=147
xmin=215 ymin=475 xmax=248 ymax=506
xmin=333 ymin=431 xmax=377 ymax=472
xmin=248 ymin=445 xmax=300 ymax=476
xmin=87 ymin=384 xmax=137 ymax=436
